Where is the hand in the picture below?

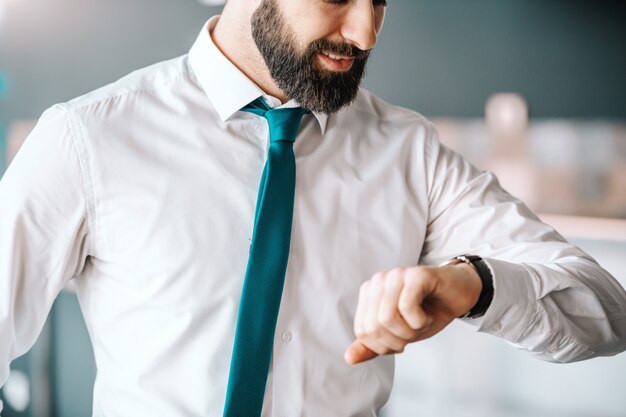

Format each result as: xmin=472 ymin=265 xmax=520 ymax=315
xmin=344 ymin=263 xmax=482 ymax=365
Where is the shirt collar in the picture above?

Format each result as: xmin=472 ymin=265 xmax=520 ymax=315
xmin=188 ymin=16 xmax=328 ymax=134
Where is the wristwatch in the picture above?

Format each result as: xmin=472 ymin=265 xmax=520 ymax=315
xmin=440 ymin=255 xmax=494 ymax=319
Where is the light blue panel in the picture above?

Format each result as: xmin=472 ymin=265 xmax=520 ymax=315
xmin=51 ymin=291 xmax=96 ymax=417
xmin=0 ymin=124 xmax=6 ymax=176
xmin=0 ymin=71 xmax=7 ymax=97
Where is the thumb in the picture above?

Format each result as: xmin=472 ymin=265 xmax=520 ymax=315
xmin=344 ymin=340 xmax=378 ymax=365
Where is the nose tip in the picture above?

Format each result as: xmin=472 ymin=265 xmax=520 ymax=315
xmin=341 ymin=5 xmax=381 ymax=52
xmin=350 ymin=25 xmax=378 ymax=53
xmin=359 ymin=32 xmax=378 ymax=52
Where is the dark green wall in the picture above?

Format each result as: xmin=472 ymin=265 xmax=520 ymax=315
xmin=362 ymin=0 xmax=626 ymax=118
xmin=50 ymin=293 xmax=96 ymax=417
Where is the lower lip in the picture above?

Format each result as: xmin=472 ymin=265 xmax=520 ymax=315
xmin=317 ymin=53 xmax=355 ymax=72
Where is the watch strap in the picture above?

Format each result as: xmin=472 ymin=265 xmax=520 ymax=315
xmin=452 ymin=255 xmax=494 ymax=319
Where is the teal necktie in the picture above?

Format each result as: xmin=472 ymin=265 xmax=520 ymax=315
xmin=223 ymin=97 xmax=306 ymax=417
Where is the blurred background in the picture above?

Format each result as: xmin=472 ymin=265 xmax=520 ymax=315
xmin=1 ymin=0 xmax=625 ymax=416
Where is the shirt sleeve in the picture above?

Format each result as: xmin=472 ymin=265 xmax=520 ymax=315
xmin=418 ymin=124 xmax=626 ymax=363
xmin=0 ymin=104 xmax=92 ymax=393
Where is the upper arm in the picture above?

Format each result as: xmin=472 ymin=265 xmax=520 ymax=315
xmin=0 ymin=104 xmax=91 ymax=385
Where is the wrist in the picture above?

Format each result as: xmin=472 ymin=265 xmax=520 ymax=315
xmin=440 ymin=255 xmax=494 ymax=319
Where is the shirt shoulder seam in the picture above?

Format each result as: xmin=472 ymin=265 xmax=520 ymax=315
xmin=54 ymin=103 xmax=98 ymax=253
xmin=67 ymin=56 xmax=188 ymax=113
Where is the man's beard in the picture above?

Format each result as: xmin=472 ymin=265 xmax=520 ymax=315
xmin=251 ymin=0 xmax=371 ymax=114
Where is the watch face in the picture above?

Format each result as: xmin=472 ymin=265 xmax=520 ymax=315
xmin=439 ymin=258 xmax=466 ymax=267
xmin=459 ymin=254 xmax=482 ymax=263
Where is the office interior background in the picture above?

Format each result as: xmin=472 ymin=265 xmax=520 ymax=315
xmin=1 ymin=0 xmax=625 ymax=416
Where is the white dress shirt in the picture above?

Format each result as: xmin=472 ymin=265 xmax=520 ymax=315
xmin=2 ymin=16 xmax=626 ymax=417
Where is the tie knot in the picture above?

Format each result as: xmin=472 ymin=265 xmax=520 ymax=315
xmin=241 ymin=97 xmax=306 ymax=144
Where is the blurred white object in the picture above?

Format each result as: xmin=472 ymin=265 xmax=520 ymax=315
xmin=486 ymin=92 xmax=529 ymax=136
xmin=197 ymin=0 xmax=226 ymax=5
xmin=530 ymin=121 xmax=579 ymax=169
xmin=2 ymin=370 xmax=30 ymax=412
xmin=539 ymin=214 xmax=626 ymax=241
xmin=434 ymin=117 xmax=626 ymax=219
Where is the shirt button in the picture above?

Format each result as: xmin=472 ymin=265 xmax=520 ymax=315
xmin=281 ymin=331 xmax=292 ymax=343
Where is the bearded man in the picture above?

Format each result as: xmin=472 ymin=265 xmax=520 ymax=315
xmin=1 ymin=0 xmax=625 ymax=416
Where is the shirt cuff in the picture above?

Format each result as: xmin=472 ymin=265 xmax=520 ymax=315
xmin=468 ymin=258 xmax=538 ymax=342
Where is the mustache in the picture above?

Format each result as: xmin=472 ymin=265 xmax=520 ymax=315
xmin=308 ymin=39 xmax=370 ymax=61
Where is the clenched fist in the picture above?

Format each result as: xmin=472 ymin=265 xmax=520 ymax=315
xmin=344 ymin=262 xmax=482 ymax=364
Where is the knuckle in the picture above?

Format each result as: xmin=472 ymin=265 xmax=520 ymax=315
xmin=378 ymin=309 xmax=395 ymax=327
xmin=384 ymin=270 xmax=403 ymax=289
xmin=388 ymin=268 xmax=405 ymax=279
xmin=371 ymin=271 xmax=386 ymax=286
xmin=364 ymin=322 xmax=381 ymax=338
xmin=406 ymin=266 xmax=426 ymax=283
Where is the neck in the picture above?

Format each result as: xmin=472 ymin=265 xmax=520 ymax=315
xmin=212 ymin=4 xmax=288 ymax=103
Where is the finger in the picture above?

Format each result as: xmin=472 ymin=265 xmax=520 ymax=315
xmin=353 ymin=280 xmax=370 ymax=337
xmin=361 ymin=325 xmax=408 ymax=353
xmin=363 ymin=272 xmax=385 ymax=340
xmin=378 ymin=270 xmax=415 ymax=340
xmin=398 ymin=270 xmax=434 ymax=330
xmin=361 ymin=272 xmax=408 ymax=352
xmin=344 ymin=340 xmax=379 ymax=365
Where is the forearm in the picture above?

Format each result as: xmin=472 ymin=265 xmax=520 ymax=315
xmin=474 ymin=256 xmax=626 ymax=362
